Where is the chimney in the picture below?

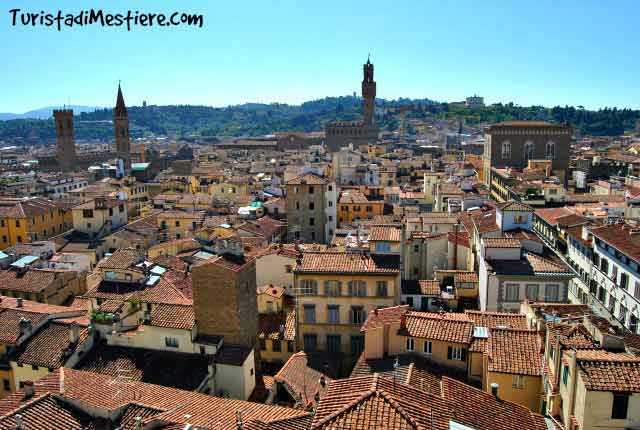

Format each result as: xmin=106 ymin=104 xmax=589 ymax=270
xmin=319 ymin=375 xmax=326 ymax=387
xmin=16 ymin=297 xmax=23 ymax=308
xmin=69 ymin=322 xmax=80 ymax=344
xmin=490 ymin=382 xmax=499 ymax=398
xmin=15 ymin=414 xmax=24 ymax=430
xmin=22 ymin=381 xmax=34 ymax=399
xmin=18 ymin=317 xmax=32 ymax=337
xmin=235 ymin=410 xmax=243 ymax=430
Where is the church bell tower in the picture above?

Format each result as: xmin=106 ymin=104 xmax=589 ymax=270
xmin=114 ymin=83 xmax=131 ymax=174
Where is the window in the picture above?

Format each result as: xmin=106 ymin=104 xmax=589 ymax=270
xmin=303 ymin=305 xmax=316 ymax=323
xmin=423 ymin=340 xmax=432 ymax=354
xmin=612 ymin=393 xmax=629 ymax=419
xmin=562 ymin=365 xmax=569 ymax=386
xmin=406 ymin=338 xmax=415 ymax=352
xmin=327 ymin=334 xmax=341 ymax=353
xmin=303 ymin=334 xmax=317 ymax=352
xmin=376 ymin=281 xmax=388 ymax=297
xmin=501 ymin=141 xmax=511 ymax=159
xmin=299 ymin=280 xmax=318 ymax=295
xmin=505 ymin=284 xmax=520 ymax=302
xmin=350 ymin=335 xmax=364 ymax=356
xmin=413 ymin=244 xmax=420 ymax=253
xmin=545 ymin=141 xmax=555 ymax=160
xmin=375 ymin=242 xmax=391 ymax=253
xmin=350 ymin=306 xmax=365 ymax=325
xmin=273 ymin=340 xmax=282 ymax=352
xmin=309 ymin=217 xmax=315 ymax=226
xmin=308 ymin=186 xmax=314 ymax=194
xmin=611 ymin=265 xmax=618 ymax=280
xmin=295 ymin=201 xmax=300 ymax=210
xmin=325 ymin=280 xmax=341 ymax=296
xmin=514 ymin=214 xmax=527 ymax=224
xmin=327 ymin=305 xmax=340 ymax=324
xmin=545 ymin=284 xmax=560 ymax=302
xmin=259 ymin=338 xmax=266 ymax=350
xmin=16 ymin=236 xmax=22 ymax=243
xmin=523 ymin=141 xmax=534 ymax=161
xmin=447 ymin=346 xmax=466 ymax=361
xmin=82 ymin=210 xmax=93 ymax=218
xmin=349 ymin=280 xmax=367 ymax=297
xmin=288 ymin=341 xmax=295 ymax=352
xmin=601 ymin=258 xmax=609 ymax=273
xmin=620 ymin=273 xmax=629 ymax=290
xmin=525 ymin=284 xmax=539 ymax=300
xmin=165 ymin=337 xmax=179 ymax=348
xmin=2 ymin=379 xmax=9 ymax=391
xmin=506 ymin=375 xmax=523 ymax=391
xmin=309 ymin=202 xmax=315 ymax=210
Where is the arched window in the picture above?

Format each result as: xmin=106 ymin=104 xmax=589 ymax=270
xmin=523 ymin=141 xmax=534 ymax=161
xmin=501 ymin=141 xmax=511 ymax=159
xmin=546 ymin=141 xmax=555 ymax=160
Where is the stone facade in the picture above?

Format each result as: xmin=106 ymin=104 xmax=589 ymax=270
xmin=325 ymin=58 xmax=379 ymax=152
xmin=53 ymin=109 xmax=77 ymax=171
xmin=285 ymin=173 xmax=336 ymax=244
xmin=192 ymin=252 xmax=258 ymax=348
xmin=483 ymin=121 xmax=571 ymax=184
xmin=114 ymin=84 xmax=131 ymax=172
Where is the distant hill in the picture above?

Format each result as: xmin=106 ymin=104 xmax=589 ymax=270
xmin=0 ymin=105 xmax=102 ymax=121
xmin=0 ymin=97 xmax=638 ymax=142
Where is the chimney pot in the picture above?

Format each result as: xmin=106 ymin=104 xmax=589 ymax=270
xmin=16 ymin=297 xmax=23 ymax=308
xmin=15 ymin=414 xmax=24 ymax=430
xmin=22 ymin=381 xmax=34 ymax=399
xmin=490 ymin=382 xmax=499 ymax=397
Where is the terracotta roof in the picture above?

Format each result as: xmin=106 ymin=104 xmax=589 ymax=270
xmin=361 ymin=305 xmax=410 ymax=331
xmin=339 ymin=191 xmax=370 ymax=204
xmin=465 ymin=310 xmax=528 ymax=330
xmin=75 ymin=344 xmax=210 ymax=391
xmin=368 ymin=226 xmax=401 ymax=242
xmin=96 ymin=248 xmax=141 ymax=271
xmin=275 ymin=352 xmax=332 ymax=409
xmin=576 ymin=350 xmax=640 ymax=392
xmin=525 ymin=253 xmax=572 ymax=274
xmin=547 ymin=323 xmax=596 ymax=350
xmin=15 ymin=321 xmax=89 ymax=368
xmin=487 ymin=328 xmax=542 ymax=376
xmin=447 ymin=231 xmax=470 ymax=248
xmin=0 ymin=393 xmax=92 ymax=430
xmin=286 ymin=173 xmax=328 ymax=185
xmin=0 ymin=368 xmax=310 ymax=429
xmin=401 ymin=312 xmax=474 ymax=345
xmin=0 ymin=269 xmax=56 ymax=294
xmin=498 ymin=201 xmax=534 ymax=212
xmin=294 ymin=252 xmax=399 ymax=275
xmin=483 ymin=237 xmax=521 ymax=248
xmin=148 ymin=303 xmax=194 ymax=330
xmin=534 ymin=207 xmax=573 ymax=226
xmin=590 ymin=223 xmax=640 ymax=264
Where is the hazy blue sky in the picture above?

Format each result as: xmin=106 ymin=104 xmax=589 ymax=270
xmin=2 ymin=0 xmax=639 ymax=113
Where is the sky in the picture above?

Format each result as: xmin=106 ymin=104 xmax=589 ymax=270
xmin=2 ymin=0 xmax=640 ymax=113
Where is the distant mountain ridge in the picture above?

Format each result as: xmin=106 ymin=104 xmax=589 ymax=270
xmin=0 ymin=106 xmax=102 ymax=121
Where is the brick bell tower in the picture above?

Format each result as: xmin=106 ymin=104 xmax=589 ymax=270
xmin=362 ymin=55 xmax=376 ymax=128
xmin=114 ymin=83 xmax=131 ymax=173
xmin=53 ymin=109 xmax=77 ymax=171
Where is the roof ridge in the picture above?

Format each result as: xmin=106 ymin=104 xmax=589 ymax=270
xmin=311 ymin=390 xmax=376 ymax=429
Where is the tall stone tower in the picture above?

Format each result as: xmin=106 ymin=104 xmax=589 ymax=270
xmin=362 ymin=56 xmax=376 ymax=127
xmin=191 ymin=238 xmax=258 ymax=348
xmin=114 ymin=83 xmax=131 ymax=173
xmin=53 ymin=109 xmax=77 ymax=171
